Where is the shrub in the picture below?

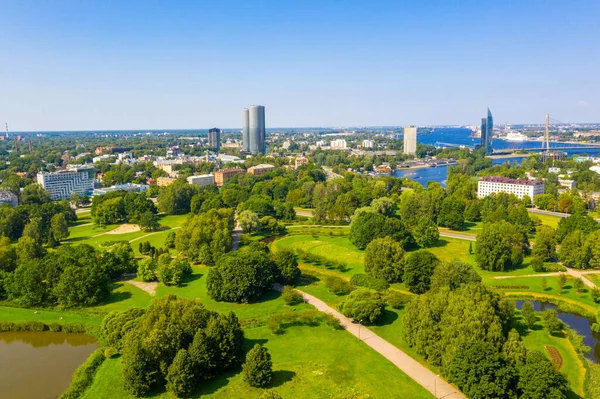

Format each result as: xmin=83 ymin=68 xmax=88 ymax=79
xmin=338 ymin=289 xmax=385 ymax=324
xmin=281 ymin=286 xmax=304 ymax=306
xmin=384 ymin=291 xmax=411 ymax=309
xmin=243 ymin=344 xmax=273 ymax=388
xmin=530 ymin=257 xmax=544 ymax=272
xmin=324 ymin=276 xmax=354 ymax=296
xmin=137 ymin=258 xmax=157 ymax=282
xmin=350 ymin=273 xmax=389 ymax=292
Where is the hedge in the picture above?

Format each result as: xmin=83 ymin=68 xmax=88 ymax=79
xmin=59 ymin=348 xmax=106 ymax=399
xmin=0 ymin=320 xmax=96 ymax=335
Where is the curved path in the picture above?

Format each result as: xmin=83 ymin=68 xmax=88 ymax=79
xmin=273 ymin=285 xmax=465 ymax=399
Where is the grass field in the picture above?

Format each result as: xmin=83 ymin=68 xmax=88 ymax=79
xmin=65 ymin=214 xmax=189 ymax=249
xmin=79 ymin=265 xmax=432 ymax=399
xmin=513 ymin=309 xmax=586 ymax=398
xmin=83 ymin=324 xmax=432 ymax=399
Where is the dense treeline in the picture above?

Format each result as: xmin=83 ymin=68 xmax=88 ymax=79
xmin=91 ymin=191 xmax=157 ymax=227
xmin=403 ymin=264 xmax=569 ymax=399
xmin=0 ymin=243 xmax=136 ymax=307
xmin=100 ymin=295 xmax=245 ymax=397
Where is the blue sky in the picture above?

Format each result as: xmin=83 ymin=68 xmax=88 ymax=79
xmin=1 ymin=0 xmax=598 ymax=131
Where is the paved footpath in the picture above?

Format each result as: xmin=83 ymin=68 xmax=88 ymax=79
xmin=274 ymin=284 xmax=466 ymax=399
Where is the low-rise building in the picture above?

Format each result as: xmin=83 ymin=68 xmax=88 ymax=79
xmin=294 ymin=157 xmax=308 ymax=169
xmin=477 ymin=176 xmax=545 ymax=199
xmin=157 ymin=177 xmax=177 ymax=187
xmin=558 ymin=179 xmax=577 ymax=189
xmin=0 ymin=190 xmax=18 ymax=207
xmin=214 ymin=168 xmax=244 ymax=187
xmin=187 ymin=174 xmax=215 ymax=187
xmin=247 ymin=164 xmax=276 ymax=176
xmin=548 ymin=167 xmax=561 ymax=174
xmin=93 ymin=183 xmax=149 ymax=196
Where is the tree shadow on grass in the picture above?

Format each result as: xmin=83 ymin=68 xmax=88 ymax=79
xmin=296 ymin=273 xmax=321 ymax=287
xmin=430 ymin=239 xmax=450 ymax=248
xmin=64 ymin=236 xmax=91 ymax=243
xmin=179 ymin=273 xmax=203 ymax=287
xmin=374 ymin=308 xmax=399 ymax=327
xmin=251 ymin=290 xmax=282 ymax=304
xmin=268 ymin=370 xmax=296 ymax=388
xmin=106 ymin=283 xmax=133 ymax=304
xmin=189 ymin=369 xmax=240 ymax=398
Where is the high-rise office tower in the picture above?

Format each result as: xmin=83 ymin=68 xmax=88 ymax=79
xmin=208 ymin=127 xmax=221 ymax=151
xmin=248 ymin=105 xmax=266 ymax=155
xmin=242 ymin=108 xmax=250 ymax=152
xmin=480 ymin=108 xmax=494 ymax=155
xmin=403 ymin=126 xmax=417 ymax=155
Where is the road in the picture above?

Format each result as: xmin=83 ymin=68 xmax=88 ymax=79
xmin=273 ymin=284 xmax=466 ymax=399
xmin=439 ymin=231 xmax=476 ymax=242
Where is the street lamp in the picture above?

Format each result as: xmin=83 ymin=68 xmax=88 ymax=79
xmin=434 ymin=374 xmax=439 ymax=398
xmin=358 ymin=319 xmax=363 ymax=340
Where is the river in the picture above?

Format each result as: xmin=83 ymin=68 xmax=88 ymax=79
xmin=515 ymin=300 xmax=599 ymax=363
xmin=0 ymin=331 xmax=98 ymax=399
xmin=394 ymin=128 xmax=600 ymax=186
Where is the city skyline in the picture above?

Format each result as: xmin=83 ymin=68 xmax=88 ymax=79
xmin=1 ymin=1 xmax=599 ymax=131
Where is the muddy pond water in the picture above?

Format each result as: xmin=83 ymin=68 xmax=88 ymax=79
xmin=0 ymin=331 xmax=97 ymax=399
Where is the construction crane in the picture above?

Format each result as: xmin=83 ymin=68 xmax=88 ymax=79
xmin=545 ymin=113 xmax=550 ymax=150
xmin=5 ymin=122 xmax=8 ymax=139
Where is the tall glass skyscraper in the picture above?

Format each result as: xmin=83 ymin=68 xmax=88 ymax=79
xmin=480 ymin=108 xmax=493 ymax=155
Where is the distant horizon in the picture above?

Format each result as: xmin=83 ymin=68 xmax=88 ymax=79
xmin=6 ymin=122 xmax=600 ymax=135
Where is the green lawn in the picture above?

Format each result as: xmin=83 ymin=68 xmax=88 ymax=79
xmin=80 ymin=266 xmax=432 ymax=399
xmin=83 ymin=324 xmax=432 ymax=399
xmin=585 ymin=274 xmax=600 ymax=287
xmin=533 ymin=213 xmax=563 ymax=229
xmin=0 ymin=305 xmax=103 ymax=325
xmin=65 ymin=214 xmax=188 ymax=249
xmin=514 ymin=309 xmax=585 ymax=397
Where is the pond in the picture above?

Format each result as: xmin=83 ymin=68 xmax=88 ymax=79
xmin=0 ymin=331 xmax=98 ymax=399
xmin=515 ymin=300 xmax=600 ymax=363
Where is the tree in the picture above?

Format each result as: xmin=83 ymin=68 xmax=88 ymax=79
xmin=502 ymin=329 xmax=527 ymax=366
xmin=157 ymin=181 xmax=197 ymax=214
xmin=138 ymin=210 xmax=159 ymax=232
xmin=22 ymin=217 xmax=44 ymax=245
xmin=476 ymin=222 xmax=527 ymax=271
xmin=175 ymin=209 xmax=233 ymax=265
xmin=21 ymin=184 xmax=51 ymax=205
xmin=238 ymin=210 xmax=261 ymax=234
xmin=348 ymin=212 xmax=410 ymax=250
xmin=591 ymin=287 xmax=600 ymax=303
xmin=530 ymin=257 xmax=544 ymax=272
xmin=574 ymin=278 xmax=584 ymax=293
xmin=166 ymin=349 xmax=196 ymax=397
xmin=364 ymin=237 xmax=405 ymax=283
xmin=99 ymin=308 xmax=146 ymax=352
xmin=437 ymin=196 xmax=465 ymax=230
xmin=338 ymin=289 xmax=385 ymax=323
xmin=50 ymin=213 xmax=70 ymax=242
xmin=543 ymin=310 xmax=563 ymax=335
xmin=446 ymin=341 xmax=518 ymax=399
xmin=532 ymin=226 xmax=556 ymax=261
xmin=558 ymin=230 xmax=591 ymax=269
xmin=137 ymin=258 xmax=157 ymax=282
xmin=521 ymin=301 xmax=536 ymax=330
xmin=403 ymin=251 xmax=439 ymax=294
xmin=556 ymin=213 xmax=599 ymax=242
xmin=518 ymin=351 xmax=569 ymax=399
xmin=15 ymin=235 xmax=45 ymax=262
xmin=243 ymin=344 xmax=273 ymax=388
xmin=558 ymin=273 xmax=567 ymax=291
xmin=541 ymin=277 xmax=548 ymax=291
xmin=0 ymin=236 xmax=17 ymax=272
xmin=412 ymin=217 xmax=440 ymax=248
xmin=207 ymin=247 xmax=276 ymax=303
xmin=272 ymin=249 xmax=300 ymax=285
xmin=430 ymin=260 xmax=481 ymax=292
xmin=370 ymin=197 xmax=396 ymax=216
xmin=164 ymin=231 xmax=177 ymax=249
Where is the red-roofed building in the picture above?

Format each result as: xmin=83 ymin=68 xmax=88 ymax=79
xmin=477 ymin=176 xmax=545 ymax=199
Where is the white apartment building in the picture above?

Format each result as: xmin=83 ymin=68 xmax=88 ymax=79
xmin=362 ymin=139 xmax=375 ymax=148
xmin=403 ymin=126 xmax=417 ymax=155
xmin=37 ymin=167 xmax=95 ymax=200
xmin=477 ymin=176 xmax=545 ymax=199
xmin=330 ymin=139 xmax=347 ymax=149
xmin=187 ymin=174 xmax=215 ymax=187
